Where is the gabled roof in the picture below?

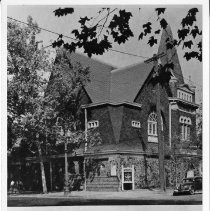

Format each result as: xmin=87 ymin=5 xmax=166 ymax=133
xmin=67 ymin=52 xmax=154 ymax=104
xmin=110 ymin=61 xmax=154 ymax=103
xmin=68 ymin=52 xmax=115 ymax=103
xmin=57 ymin=25 xmax=185 ymax=105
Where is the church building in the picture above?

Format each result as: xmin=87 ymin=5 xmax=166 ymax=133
xmin=8 ymin=26 xmax=202 ymax=192
xmin=66 ymin=26 xmax=201 ymax=191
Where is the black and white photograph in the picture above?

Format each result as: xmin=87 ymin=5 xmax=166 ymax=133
xmin=1 ymin=0 xmax=209 ymax=210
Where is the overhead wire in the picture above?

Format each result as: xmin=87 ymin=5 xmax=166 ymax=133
xmin=7 ymin=16 xmax=149 ymax=60
xmin=7 ymin=16 xmax=202 ymax=88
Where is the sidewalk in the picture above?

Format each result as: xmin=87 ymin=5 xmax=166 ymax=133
xmin=8 ymin=188 xmax=174 ymax=199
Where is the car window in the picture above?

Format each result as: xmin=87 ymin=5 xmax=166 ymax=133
xmin=196 ymin=178 xmax=202 ymax=183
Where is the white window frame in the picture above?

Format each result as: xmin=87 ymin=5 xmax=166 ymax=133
xmin=148 ymin=112 xmax=163 ymax=143
xmin=179 ymin=116 xmax=191 ymax=141
xmin=132 ymin=120 xmax=141 ymax=128
xmin=87 ymin=120 xmax=99 ymax=129
xmin=177 ymin=89 xmax=193 ymax=102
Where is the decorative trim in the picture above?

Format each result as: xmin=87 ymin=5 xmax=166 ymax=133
xmin=82 ymin=101 xmax=142 ymax=109
xmin=178 ymin=108 xmax=196 ymax=115
xmin=177 ymin=89 xmax=193 ymax=102
xmin=171 ymin=103 xmax=178 ymax=110
xmin=168 ymin=97 xmax=199 ymax=108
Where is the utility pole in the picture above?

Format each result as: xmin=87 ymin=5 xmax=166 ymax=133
xmin=145 ymin=53 xmax=166 ymax=191
xmin=83 ymin=108 xmax=88 ymax=191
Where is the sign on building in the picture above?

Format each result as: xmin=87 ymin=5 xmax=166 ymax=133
xmin=111 ymin=164 xmax=117 ymax=176
xmin=187 ymin=170 xmax=194 ymax=178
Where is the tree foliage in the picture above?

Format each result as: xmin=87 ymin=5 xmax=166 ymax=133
xmin=7 ymin=16 xmax=51 ymax=154
xmin=52 ymin=7 xmax=202 ymax=62
xmin=46 ymin=48 xmax=90 ymax=130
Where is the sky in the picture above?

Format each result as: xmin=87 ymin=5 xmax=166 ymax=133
xmin=7 ymin=5 xmax=203 ymax=103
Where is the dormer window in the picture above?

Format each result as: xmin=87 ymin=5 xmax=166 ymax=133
xmin=87 ymin=120 xmax=99 ymax=129
xmin=132 ymin=120 xmax=141 ymax=128
xmin=177 ymin=90 xmax=192 ymax=102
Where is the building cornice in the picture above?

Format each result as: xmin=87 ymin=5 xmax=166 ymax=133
xmin=168 ymin=97 xmax=199 ymax=108
xmin=176 ymin=84 xmax=195 ymax=94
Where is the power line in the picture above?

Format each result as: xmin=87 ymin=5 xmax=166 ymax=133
xmin=7 ymin=16 xmax=202 ymax=88
xmin=110 ymin=49 xmax=148 ymax=59
xmin=7 ymin=17 xmax=77 ymax=41
xmin=42 ymin=43 xmax=149 ymax=59
xmin=7 ymin=16 xmax=149 ymax=60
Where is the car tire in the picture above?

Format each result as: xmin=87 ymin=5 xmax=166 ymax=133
xmin=190 ymin=189 xmax=195 ymax=195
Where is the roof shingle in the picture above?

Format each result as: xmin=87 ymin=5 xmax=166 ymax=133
xmin=68 ymin=53 xmax=154 ymax=104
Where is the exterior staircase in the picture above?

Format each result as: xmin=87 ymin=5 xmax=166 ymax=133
xmin=86 ymin=176 xmax=120 ymax=191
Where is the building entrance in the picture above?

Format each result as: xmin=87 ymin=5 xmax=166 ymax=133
xmin=121 ymin=165 xmax=134 ymax=191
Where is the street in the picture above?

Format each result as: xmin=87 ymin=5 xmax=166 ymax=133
xmin=7 ymin=190 xmax=202 ymax=206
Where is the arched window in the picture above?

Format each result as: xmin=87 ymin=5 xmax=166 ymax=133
xmin=179 ymin=116 xmax=191 ymax=141
xmin=148 ymin=112 xmax=163 ymax=143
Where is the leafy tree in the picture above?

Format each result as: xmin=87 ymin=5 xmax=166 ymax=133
xmin=8 ymin=15 xmax=102 ymax=193
xmin=52 ymin=7 xmax=202 ymax=61
xmin=8 ymin=16 xmax=52 ymax=193
xmin=51 ymin=7 xmax=202 ymax=191
xmin=46 ymin=48 xmax=102 ymax=192
xmin=46 ymin=47 xmax=102 ymax=154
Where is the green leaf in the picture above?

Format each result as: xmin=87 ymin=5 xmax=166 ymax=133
xmin=155 ymin=8 xmax=166 ymax=16
xmin=148 ymin=36 xmax=157 ymax=47
xmin=54 ymin=8 xmax=74 ymax=17
xmin=138 ymin=32 xmax=144 ymax=40
xmin=183 ymin=40 xmax=193 ymax=49
xmin=154 ymin=29 xmax=161 ymax=34
xmin=160 ymin=18 xmax=168 ymax=29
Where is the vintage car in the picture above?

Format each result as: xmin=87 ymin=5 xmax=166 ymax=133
xmin=173 ymin=176 xmax=202 ymax=196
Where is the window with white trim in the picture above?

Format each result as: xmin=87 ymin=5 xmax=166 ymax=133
xmin=148 ymin=112 xmax=163 ymax=143
xmin=177 ymin=90 xmax=192 ymax=102
xmin=179 ymin=116 xmax=191 ymax=141
xmin=87 ymin=120 xmax=99 ymax=129
xmin=132 ymin=120 xmax=141 ymax=128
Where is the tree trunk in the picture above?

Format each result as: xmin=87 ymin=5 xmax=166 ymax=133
xmin=37 ymin=140 xmax=48 ymax=193
xmin=156 ymin=82 xmax=166 ymax=191
xmin=64 ymin=141 xmax=69 ymax=196
xmin=49 ymin=160 xmax=53 ymax=191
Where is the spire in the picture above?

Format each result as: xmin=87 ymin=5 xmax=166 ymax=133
xmin=158 ymin=25 xmax=184 ymax=84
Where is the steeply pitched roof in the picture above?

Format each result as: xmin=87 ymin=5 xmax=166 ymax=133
xmin=61 ymin=25 xmax=184 ymax=104
xmin=110 ymin=62 xmax=154 ymax=103
xmin=158 ymin=26 xmax=184 ymax=84
xmin=68 ymin=53 xmax=154 ymax=104
xmin=69 ymin=53 xmax=115 ymax=103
